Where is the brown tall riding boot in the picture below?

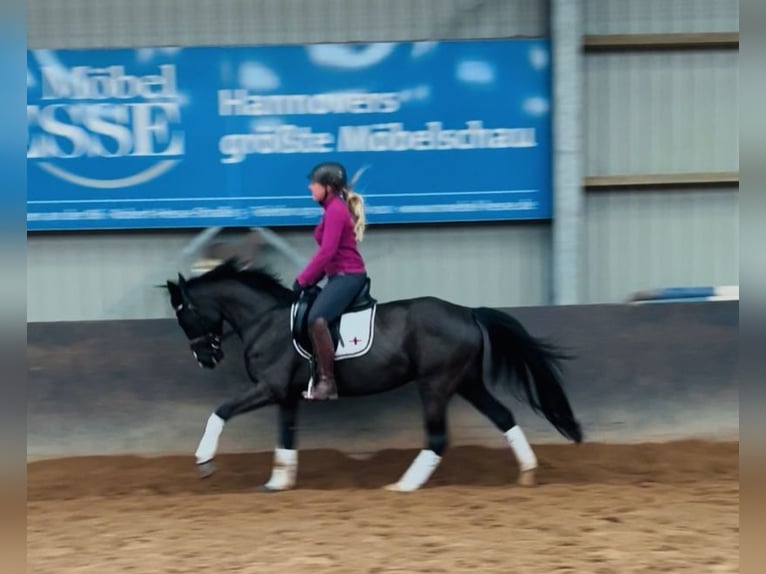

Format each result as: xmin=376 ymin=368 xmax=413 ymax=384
xmin=307 ymin=318 xmax=339 ymax=400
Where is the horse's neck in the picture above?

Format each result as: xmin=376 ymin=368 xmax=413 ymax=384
xmin=206 ymin=282 xmax=287 ymax=336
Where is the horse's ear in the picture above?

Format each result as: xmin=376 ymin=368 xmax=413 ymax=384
xmin=166 ymin=280 xmax=183 ymax=309
xmin=178 ymin=272 xmax=187 ymax=286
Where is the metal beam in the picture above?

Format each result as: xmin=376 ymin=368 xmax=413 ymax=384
xmin=251 ymin=227 xmax=307 ymax=269
xmin=102 ymin=226 xmax=223 ymax=318
xmin=551 ymin=0 xmax=584 ymax=305
xmin=584 ymin=32 xmax=739 ymax=52
xmin=585 ymin=172 xmax=740 ymax=190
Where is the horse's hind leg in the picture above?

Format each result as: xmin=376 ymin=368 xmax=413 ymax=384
xmin=458 ymin=380 xmax=538 ymax=486
xmin=384 ymin=380 xmax=447 ymax=493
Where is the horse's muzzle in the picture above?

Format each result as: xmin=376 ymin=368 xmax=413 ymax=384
xmin=190 ymin=335 xmax=224 ymax=369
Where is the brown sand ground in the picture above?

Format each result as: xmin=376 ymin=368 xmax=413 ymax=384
xmin=28 ymin=441 xmax=738 ymax=573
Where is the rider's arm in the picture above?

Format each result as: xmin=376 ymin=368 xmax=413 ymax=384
xmin=296 ymin=203 xmax=345 ymax=287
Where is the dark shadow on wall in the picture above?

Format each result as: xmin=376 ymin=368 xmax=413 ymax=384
xmin=27 ymin=301 xmax=738 ymax=460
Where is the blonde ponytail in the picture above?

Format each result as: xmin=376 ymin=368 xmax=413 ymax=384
xmin=343 ymin=187 xmax=366 ymax=243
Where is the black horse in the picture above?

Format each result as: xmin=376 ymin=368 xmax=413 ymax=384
xmin=165 ymin=259 xmax=582 ymax=492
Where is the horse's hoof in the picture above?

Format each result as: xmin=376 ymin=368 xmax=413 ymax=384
xmin=257 ymin=485 xmax=283 ymax=493
xmin=517 ymin=469 xmax=537 ymax=487
xmin=255 ymin=484 xmax=290 ymax=494
xmin=383 ymin=482 xmax=413 ymax=493
xmin=197 ymin=460 xmax=216 ymax=479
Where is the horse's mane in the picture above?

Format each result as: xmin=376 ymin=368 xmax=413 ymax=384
xmin=188 ymin=259 xmax=294 ymax=304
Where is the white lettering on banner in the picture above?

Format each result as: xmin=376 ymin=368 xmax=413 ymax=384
xmin=27 ymin=103 xmax=184 ymax=159
xmin=27 ymin=210 xmax=107 ymax=221
xmin=218 ymin=90 xmax=400 ymax=116
xmin=338 ymin=121 xmax=537 ymax=152
xmin=41 ymin=65 xmax=178 ymax=100
xmin=397 ymin=200 xmax=538 ymax=213
xmin=27 ymin=200 xmax=539 ymax=225
xmin=28 ymin=62 xmax=185 ymax=188
xmin=219 ymin=125 xmax=335 ymax=164
xmin=218 ymin=120 xmax=536 ymax=163
xmin=107 ymin=207 xmax=245 ymax=220
xmin=249 ymin=207 xmax=323 ymax=217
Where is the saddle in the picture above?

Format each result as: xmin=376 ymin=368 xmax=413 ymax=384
xmin=290 ymin=277 xmax=377 ymax=360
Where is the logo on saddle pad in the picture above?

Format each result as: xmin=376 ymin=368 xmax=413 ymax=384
xmin=290 ymin=278 xmax=377 ymax=361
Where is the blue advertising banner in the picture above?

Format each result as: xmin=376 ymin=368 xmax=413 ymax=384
xmin=27 ymin=39 xmax=552 ymax=231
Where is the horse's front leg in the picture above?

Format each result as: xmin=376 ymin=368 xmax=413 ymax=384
xmin=262 ymin=392 xmax=300 ymax=492
xmin=195 ymin=381 xmax=276 ymax=478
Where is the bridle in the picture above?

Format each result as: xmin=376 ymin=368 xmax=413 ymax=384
xmin=173 ymin=299 xmax=232 ymax=369
xmin=171 ymin=273 xmax=297 ymax=368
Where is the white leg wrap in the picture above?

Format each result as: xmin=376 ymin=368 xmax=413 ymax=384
xmin=264 ymin=448 xmax=298 ymax=490
xmin=390 ymin=449 xmax=442 ymax=492
xmin=505 ymin=425 xmax=537 ymax=471
xmin=195 ymin=413 xmax=225 ymax=464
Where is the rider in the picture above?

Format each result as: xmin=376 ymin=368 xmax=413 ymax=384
xmin=293 ymin=161 xmax=368 ymax=400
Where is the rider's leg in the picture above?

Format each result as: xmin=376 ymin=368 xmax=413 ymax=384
xmin=307 ymin=316 xmax=337 ymax=399
xmin=306 ymin=273 xmax=367 ymax=400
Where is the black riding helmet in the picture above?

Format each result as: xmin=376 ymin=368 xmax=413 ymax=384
xmin=308 ymin=161 xmax=347 ymax=191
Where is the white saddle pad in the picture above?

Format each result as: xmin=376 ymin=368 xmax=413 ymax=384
xmin=291 ymin=305 xmax=377 ymax=361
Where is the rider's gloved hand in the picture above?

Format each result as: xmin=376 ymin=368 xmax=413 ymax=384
xmin=292 ymin=279 xmax=303 ymax=295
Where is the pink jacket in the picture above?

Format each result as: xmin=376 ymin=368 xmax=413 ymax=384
xmin=296 ymin=193 xmax=366 ymax=287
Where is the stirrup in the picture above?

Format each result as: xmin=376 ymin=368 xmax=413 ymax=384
xmin=302 ymin=376 xmax=338 ymax=400
xmin=302 ymin=376 xmax=315 ymax=399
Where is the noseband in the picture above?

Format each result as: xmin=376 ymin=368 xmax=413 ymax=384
xmin=174 ymin=301 xmax=232 ymax=369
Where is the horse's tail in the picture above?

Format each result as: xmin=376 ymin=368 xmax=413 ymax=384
xmin=471 ymin=306 xmax=583 ymax=443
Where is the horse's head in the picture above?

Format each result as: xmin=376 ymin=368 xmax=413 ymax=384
xmin=165 ymin=273 xmax=225 ymax=369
